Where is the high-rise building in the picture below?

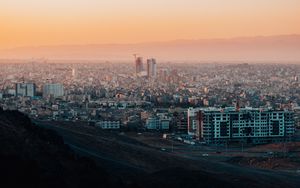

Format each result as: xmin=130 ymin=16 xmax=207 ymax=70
xmin=147 ymin=58 xmax=157 ymax=79
xmin=43 ymin=83 xmax=64 ymax=98
xmin=15 ymin=83 xmax=36 ymax=97
xmin=159 ymin=69 xmax=169 ymax=82
xmin=135 ymin=57 xmax=143 ymax=75
xmin=188 ymin=107 xmax=295 ymax=144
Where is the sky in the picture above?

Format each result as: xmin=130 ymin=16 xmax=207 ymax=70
xmin=0 ymin=0 xmax=300 ymax=49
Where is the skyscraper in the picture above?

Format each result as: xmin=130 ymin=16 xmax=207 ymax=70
xmin=135 ymin=57 xmax=143 ymax=75
xmin=15 ymin=83 xmax=36 ymax=97
xmin=146 ymin=58 xmax=157 ymax=79
xmin=43 ymin=83 xmax=64 ymax=98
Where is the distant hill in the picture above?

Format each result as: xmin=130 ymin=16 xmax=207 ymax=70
xmin=0 ymin=34 xmax=300 ymax=61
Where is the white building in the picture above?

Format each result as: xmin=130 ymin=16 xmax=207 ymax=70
xmin=187 ymin=107 xmax=199 ymax=136
xmin=188 ymin=107 xmax=295 ymax=144
xmin=146 ymin=58 xmax=157 ymax=79
xmin=16 ymin=83 xmax=36 ymax=97
xmin=95 ymin=121 xmax=120 ymax=129
xmin=43 ymin=84 xmax=64 ymax=98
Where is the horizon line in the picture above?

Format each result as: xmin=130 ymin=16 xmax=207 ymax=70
xmin=1 ymin=33 xmax=300 ymax=51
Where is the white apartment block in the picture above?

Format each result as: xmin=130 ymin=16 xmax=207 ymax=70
xmin=43 ymin=84 xmax=64 ymax=98
xmin=16 ymin=83 xmax=36 ymax=97
xmin=188 ymin=107 xmax=295 ymax=144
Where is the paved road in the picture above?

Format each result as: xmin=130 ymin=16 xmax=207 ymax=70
xmin=35 ymin=121 xmax=300 ymax=188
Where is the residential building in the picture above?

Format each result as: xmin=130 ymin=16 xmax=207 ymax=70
xmin=146 ymin=116 xmax=160 ymax=130
xmin=16 ymin=83 xmax=36 ymax=97
xmin=43 ymin=84 xmax=64 ymax=98
xmin=95 ymin=121 xmax=120 ymax=129
xmin=188 ymin=107 xmax=295 ymax=144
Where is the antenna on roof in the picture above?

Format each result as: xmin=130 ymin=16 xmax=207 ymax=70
xmin=133 ymin=54 xmax=139 ymax=60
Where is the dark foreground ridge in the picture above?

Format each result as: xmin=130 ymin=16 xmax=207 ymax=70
xmin=0 ymin=109 xmax=117 ymax=188
xmin=1 ymin=109 xmax=299 ymax=188
xmin=0 ymin=109 xmax=236 ymax=188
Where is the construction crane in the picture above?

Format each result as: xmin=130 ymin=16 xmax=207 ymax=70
xmin=133 ymin=54 xmax=139 ymax=60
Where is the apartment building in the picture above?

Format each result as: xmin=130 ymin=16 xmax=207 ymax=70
xmin=188 ymin=107 xmax=295 ymax=144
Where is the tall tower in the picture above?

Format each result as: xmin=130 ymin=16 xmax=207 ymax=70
xmin=135 ymin=56 xmax=143 ymax=76
xmin=146 ymin=58 xmax=157 ymax=79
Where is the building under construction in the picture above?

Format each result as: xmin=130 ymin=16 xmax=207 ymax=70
xmin=134 ymin=56 xmax=144 ymax=76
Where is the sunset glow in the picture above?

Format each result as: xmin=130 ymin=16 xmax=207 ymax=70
xmin=1 ymin=0 xmax=300 ymax=49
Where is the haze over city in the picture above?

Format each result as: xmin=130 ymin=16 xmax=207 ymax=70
xmin=1 ymin=0 xmax=300 ymax=61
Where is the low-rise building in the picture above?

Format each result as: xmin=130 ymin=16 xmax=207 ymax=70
xmin=95 ymin=120 xmax=120 ymax=129
xmin=146 ymin=115 xmax=170 ymax=130
xmin=160 ymin=118 xmax=170 ymax=130
xmin=146 ymin=116 xmax=160 ymax=130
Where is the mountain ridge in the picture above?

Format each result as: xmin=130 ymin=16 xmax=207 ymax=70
xmin=1 ymin=34 xmax=300 ymax=61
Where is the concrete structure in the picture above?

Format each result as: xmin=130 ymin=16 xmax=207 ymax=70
xmin=146 ymin=116 xmax=160 ymax=130
xmin=160 ymin=119 xmax=170 ymax=130
xmin=188 ymin=107 xmax=295 ymax=144
xmin=146 ymin=58 xmax=157 ymax=79
xmin=146 ymin=116 xmax=170 ymax=130
xmin=95 ymin=121 xmax=120 ymax=129
xmin=43 ymin=84 xmax=64 ymax=98
xmin=135 ymin=57 xmax=143 ymax=76
xmin=294 ymin=107 xmax=300 ymax=128
xmin=16 ymin=83 xmax=36 ymax=97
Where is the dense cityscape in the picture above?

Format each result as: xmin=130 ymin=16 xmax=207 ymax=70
xmin=1 ymin=59 xmax=299 ymax=135
xmin=1 ymin=59 xmax=300 ymax=187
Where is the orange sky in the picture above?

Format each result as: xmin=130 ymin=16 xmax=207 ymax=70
xmin=1 ymin=0 xmax=300 ymax=49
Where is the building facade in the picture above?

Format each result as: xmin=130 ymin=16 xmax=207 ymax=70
xmin=95 ymin=121 xmax=120 ymax=129
xmin=146 ymin=116 xmax=170 ymax=130
xmin=188 ymin=107 xmax=295 ymax=144
xmin=43 ymin=84 xmax=64 ymax=98
xmin=135 ymin=57 xmax=143 ymax=75
xmin=146 ymin=58 xmax=157 ymax=79
xmin=16 ymin=83 xmax=36 ymax=97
